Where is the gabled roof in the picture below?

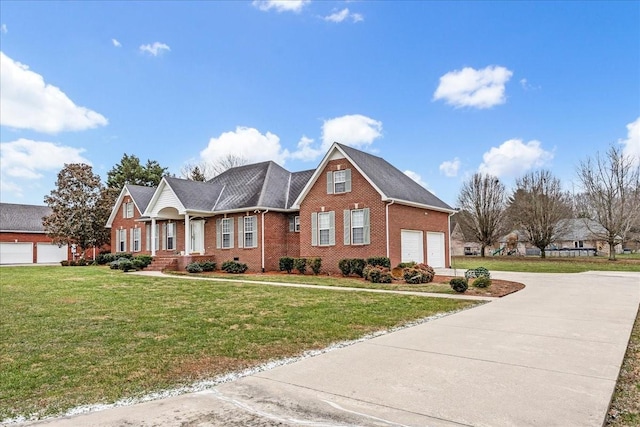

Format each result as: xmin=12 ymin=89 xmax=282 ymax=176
xmin=555 ymin=218 xmax=609 ymax=241
xmin=292 ymin=142 xmax=455 ymax=212
xmin=0 ymin=203 xmax=51 ymax=233
xmin=164 ymin=177 xmax=223 ymax=212
xmin=136 ymin=162 xmax=315 ymax=217
xmin=126 ymin=185 xmax=155 ymax=214
xmin=105 ymin=184 xmax=157 ymax=227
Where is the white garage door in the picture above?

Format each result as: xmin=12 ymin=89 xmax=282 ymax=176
xmin=0 ymin=242 xmax=33 ymax=264
xmin=401 ymin=230 xmax=424 ymax=264
xmin=427 ymin=232 xmax=445 ymax=268
xmin=37 ymin=243 xmax=68 ymax=264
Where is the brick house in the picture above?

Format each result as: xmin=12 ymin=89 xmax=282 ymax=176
xmin=0 ymin=203 xmax=69 ymax=264
xmin=106 ymin=143 xmax=456 ymax=272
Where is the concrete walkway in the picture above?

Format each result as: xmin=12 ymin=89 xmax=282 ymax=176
xmin=22 ymin=271 xmax=640 ymax=426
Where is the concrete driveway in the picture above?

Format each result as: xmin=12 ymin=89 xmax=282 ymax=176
xmin=21 ymin=271 xmax=640 ymax=427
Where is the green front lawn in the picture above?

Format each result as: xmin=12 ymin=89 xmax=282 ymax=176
xmin=0 ymin=266 xmax=477 ymax=421
xmin=452 ymin=256 xmax=640 ymax=273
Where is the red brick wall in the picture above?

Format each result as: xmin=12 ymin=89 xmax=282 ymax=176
xmin=388 ymin=203 xmax=450 ymax=268
xmin=298 ymin=158 xmax=452 ymax=273
xmin=299 ymin=158 xmax=389 ymax=273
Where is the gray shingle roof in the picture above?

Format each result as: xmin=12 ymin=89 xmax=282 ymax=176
xmin=126 ymin=185 xmax=156 ymax=213
xmin=555 ymin=218 xmax=608 ymax=241
xmin=164 ymin=177 xmax=224 ymax=212
xmin=337 ymin=143 xmax=453 ymax=211
xmin=0 ymin=203 xmax=51 ymax=233
xmin=288 ymin=169 xmax=315 ymax=209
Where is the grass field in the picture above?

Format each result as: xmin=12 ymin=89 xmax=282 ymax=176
xmin=451 ymin=255 xmax=640 ymax=273
xmin=0 ymin=266 xmax=477 ymax=421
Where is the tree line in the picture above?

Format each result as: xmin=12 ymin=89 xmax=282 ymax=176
xmin=456 ymin=145 xmax=640 ymax=260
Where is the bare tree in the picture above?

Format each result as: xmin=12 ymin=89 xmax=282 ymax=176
xmin=181 ymin=154 xmax=249 ymax=181
xmin=576 ymin=144 xmax=640 ymax=260
xmin=507 ymin=170 xmax=572 ymax=258
xmin=457 ymin=173 xmax=507 ymax=257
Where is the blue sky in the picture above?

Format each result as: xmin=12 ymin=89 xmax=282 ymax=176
xmin=1 ymin=0 xmax=638 ymax=208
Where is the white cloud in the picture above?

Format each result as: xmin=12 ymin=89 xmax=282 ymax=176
xmin=404 ymin=170 xmax=433 ymax=192
xmin=433 ymin=65 xmax=513 ymax=109
xmin=478 ymin=139 xmax=553 ymax=178
xmin=0 ymin=139 xmax=90 ymax=200
xmin=439 ymin=157 xmax=461 ymax=177
xmin=289 ymin=135 xmax=324 ymax=161
xmin=324 ymin=8 xmax=363 ymax=23
xmin=321 ymin=114 xmax=382 ymax=149
xmin=139 ymin=42 xmax=170 ymax=56
xmin=252 ymin=0 xmax=310 ymax=13
xmin=1 ymin=24 xmax=7 ymax=34
xmin=200 ymin=126 xmax=290 ymax=166
xmin=620 ymin=117 xmax=640 ymax=165
xmin=112 ymin=38 xmax=121 ymax=47
xmin=0 ymin=51 xmax=108 ymax=134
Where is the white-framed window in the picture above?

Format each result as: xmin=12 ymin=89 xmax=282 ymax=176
xmin=288 ymin=215 xmax=300 ymax=232
xmin=244 ymin=216 xmax=255 ymax=248
xmin=318 ymin=212 xmax=331 ymax=245
xmin=334 ymin=170 xmax=346 ymax=193
xmin=123 ymin=202 xmax=134 ymax=218
xmin=222 ymin=218 xmax=232 ymax=249
xmin=326 ymin=169 xmax=352 ymax=194
xmin=343 ymin=208 xmax=370 ymax=246
xmin=132 ymin=228 xmax=141 ymax=252
xmin=574 ymin=241 xmax=584 ymax=248
xmin=116 ymin=229 xmax=127 ymax=252
xmin=351 ymin=210 xmax=365 ymax=244
xmin=166 ymin=223 xmax=175 ymax=250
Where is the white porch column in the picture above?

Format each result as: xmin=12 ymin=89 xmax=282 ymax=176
xmin=151 ymin=217 xmax=157 ymax=256
xmin=184 ymin=214 xmax=190 ymax=255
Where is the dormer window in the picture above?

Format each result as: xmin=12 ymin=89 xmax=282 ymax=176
xmin=327 ymin=169 xmax=352 ymax=194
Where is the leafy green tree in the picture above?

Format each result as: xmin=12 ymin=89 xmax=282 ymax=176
xmin=43 ymin=163 xmax=112 ymax=253
xmin=106 ymin=154 xmax=168 ymax=189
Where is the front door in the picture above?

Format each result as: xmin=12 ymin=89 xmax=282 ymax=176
xmin=191 ymin=220 xmax=205 ymax=254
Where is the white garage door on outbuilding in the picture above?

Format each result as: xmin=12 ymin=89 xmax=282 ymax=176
xmin=401 ymin=230 xmax=424 ymax=264
xmin=37 ymin=243 xmax=68 ymax=264
xmin=427 ymin=232 xmax=445 ymax=268
xmin=0 ymin=242 xmax=33 ymax=264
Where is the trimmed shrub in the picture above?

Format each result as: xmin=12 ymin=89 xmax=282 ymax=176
xmin=367 ymin=257 xmax=391 ymax=269
xmin=221 ymin=260 xmax=248 ymax=274
xmin=465 ymin=266 xmax=491 ymax=280
xmin=199 ymin=260 xmax=216 ymax=272
xmin=338 ymin=259 xmax=351 ymax=276
xmin=363 ymin=265 xmax=393 ymax=283
xmin=134 ymin=255 xmax=153 ymax=268
xmin=186 ymin=262 xmax=204 ymax=273
xmin=279 ymin=257 xmax=295 ymax=274
xmin=402 ymin=263 xmax=435 ymax=284
xmin=76 ymin=258 xmax=87 ymax=266
xmin=60 ymin=260 xmax=69 ymax=266
xmin=349 ymin=258 xmax=366 ymax=277
xmin=294 ymin=258 xmax=307 ymax=274
xmin=96 ymin=252 xmax=117 ymax=265
xmin=118 ymin=259 xmax=135 ymax=272
xmin=472 ymin=277 xmax=492 ymax=288
xmin=309 ymin=258 xmax=322 ymax=275
xmin=449 ymin=277 xmax=468 ymax=293
xmin=397 ymin=262 xmax=416 ymax=269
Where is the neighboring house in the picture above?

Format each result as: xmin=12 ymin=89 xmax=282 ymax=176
xmin=449 ymin=213 xmax=482 ymax=256
xmin=106 ymin=143 xmax=456 ymax=272
xmin=550 ymin=218 xmax=622 ymax=256
xmin=0 ymin=203 xmax=69 ymax=264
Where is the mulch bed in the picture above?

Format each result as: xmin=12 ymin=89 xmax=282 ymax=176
xmin=434 ymin=275 xmax=525 ymax=298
